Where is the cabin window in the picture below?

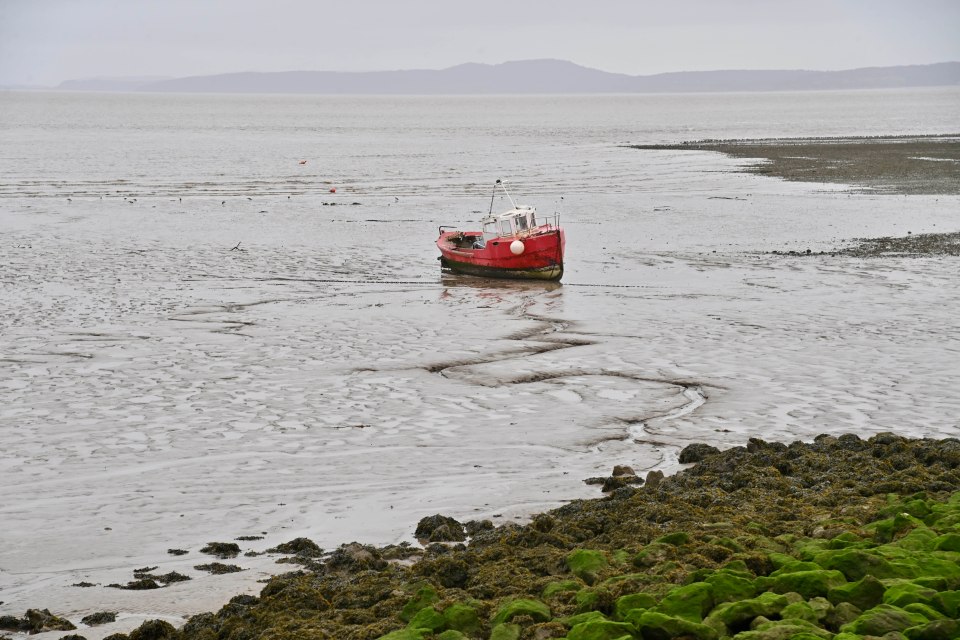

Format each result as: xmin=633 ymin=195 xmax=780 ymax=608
xmin=528 ymin=212 xmax=536 ymax=227
xmin=516 ymin=216 xmax=528 ymax=231
xmin=500 ymin=220 xmax=513 ymax=236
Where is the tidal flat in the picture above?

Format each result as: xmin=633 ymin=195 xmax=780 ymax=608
xmin=8 ymin=433 xmax=959 ymax=640
xmin=1 ymin=90 xmax=959 ymax=639
xmin=630 ymin=135 xmax=960 ymax=195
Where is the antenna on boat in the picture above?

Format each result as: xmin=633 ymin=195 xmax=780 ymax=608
xmin=488 ymin=179 xmax=500 ymax=215
xmin=488 ymin=179 xmax=518 ymax=215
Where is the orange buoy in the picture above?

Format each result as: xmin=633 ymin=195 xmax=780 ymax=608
xmin=329 ymin=187 xmax=336 ymax=193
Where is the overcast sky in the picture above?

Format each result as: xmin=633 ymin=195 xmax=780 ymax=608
xmin=1 ymin=0 xmax=958 ymax=86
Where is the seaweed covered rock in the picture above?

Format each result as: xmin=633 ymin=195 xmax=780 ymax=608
xmin=406 ymin=606 xmax=445 ymax=632
xmin=107 ymin=578 xmax=161 ymax=590
xmin=441 ymin=603 xmax=481 ymax=636
xmin=734 ymin=618 xmax=833 ymax=639
xmin=704 ymin=592 xmax=790 ymax=635
xmin=122 ymin=567 xmax=191 ymax=587
xmin=153 ymin=572 xmax=191 ymax=584
xmin=632 ymin=543 xmax=675 ymax=569
xmin=399 ymin=585 xmax=440 ymax=622
xmin=81 ymin=612 xmax=117 ymax=626
xmin=0 ymin=609 xmax=76 ymax=634
xmin=326 ymin=542 xmax=388 ymax=572
xmin=488 ymin=623 xmax=520 ymax=640
xmin=32 ymin=609 xmax=77 ymax=633
xmin=416 ymin=555 xmax=470 ymax=589
xmin=584 ymin=465 xmax=645 ymax=493
xmin=839 ymin=603 xmax=930 ymax=636
xmin=905 ymin=618 xmax=960 ymax=640
xmin=565 ymin=617 xmax=636 ymax=640
xmin=491 ymin=598 xmax=551 ymax=625
xmin=884 ymin=581 xmax=941 ymax=609
xmin=679 ymin=443 xmax=721 ymax=463
xmin=827 ymin=574 xmax=886 ymax=610
xmin=815 ymin=547 xmax=903 ymax=580
xmin=199 ymin=542 xmax=240 ymax=559
xmin=128 ymin=620 xmax=176 ymax=640
xmin=653 ymin=581 xmax=714 ymax=622
xmin=645 ymin=470 xmax=665 ymax=489
xmin=703 ymin=571 xmax=756 ymax=604
xmin=162 ymin=435 xmax=960 ymax=640
xmin=629 ymin=610 xmax=718 ymax=640
xmin=415 ymin=515 xmax=466 ymax=542
xmin=266 ymin=537 xmax=323 ymax=557
xmin=613 ymin=592 xmax=656 ymax=619
xmin=759 ymin=568 xmax=847 ymax=599
xmin=463 ymin=519 xmax=495 ymax=538
xmin=543 ymin=580 xmax=583 ymax=599
xmin=566 ymin=549 xmax=608 ymax=585
xmin=193 ymin=562 xmax=242 ymax=574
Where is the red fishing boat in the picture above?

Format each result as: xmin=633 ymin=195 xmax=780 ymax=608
xmin=437 ymin=180 xmax=565 ymax=281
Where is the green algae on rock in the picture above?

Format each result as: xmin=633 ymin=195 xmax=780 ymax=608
xmin=566 ymin=550 xmax=608 ymax=585
xmin=106 ymin=434 xmax=960 ymax=640
xmin=490 ymin=599 xmax=550 ymax=625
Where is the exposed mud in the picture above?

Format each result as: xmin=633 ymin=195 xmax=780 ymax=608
xmin=836 ymin=230 xmax=960 ymax=257
xmin=631 ymin=135 xmax=960 ymax=194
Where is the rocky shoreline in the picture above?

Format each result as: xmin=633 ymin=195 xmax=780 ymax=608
xmin=9 ymin=433 xmax=960 ymax=640
xmin=631 ymin=135 xmax=960 ymax=195
xmin=768 ymin=230 xmax=960 ymax=258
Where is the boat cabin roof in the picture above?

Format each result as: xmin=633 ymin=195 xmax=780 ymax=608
xmin=492 ymin=205 xmax=534 ymax=220
xmin=481 ymin=206 xmax=539 ymax=238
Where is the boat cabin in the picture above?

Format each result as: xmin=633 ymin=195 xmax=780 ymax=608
xmin=482 ymin=206 xmax=538 ymax=241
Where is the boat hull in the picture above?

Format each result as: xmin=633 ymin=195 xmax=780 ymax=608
xmin=439 ymin=256 xmax=563 ymax=281
xmin=437 ymin=228 xmax=565 ymax=282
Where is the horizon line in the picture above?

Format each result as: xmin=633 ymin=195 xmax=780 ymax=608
xmin=4 ymin=58 xmax=958 ymax=89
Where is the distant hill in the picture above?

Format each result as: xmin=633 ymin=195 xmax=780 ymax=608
xmin=57 ymin=76 xmax=173 ymax=91
xmin=57 ymin=60 xmax=960 ymax=94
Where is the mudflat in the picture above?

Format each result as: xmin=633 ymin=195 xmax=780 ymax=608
xmin=632 ymin=135 xmax=960 ymax=195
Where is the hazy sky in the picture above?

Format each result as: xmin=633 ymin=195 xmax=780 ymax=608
xmin=1 ymin=0 xmax=958 ymax=86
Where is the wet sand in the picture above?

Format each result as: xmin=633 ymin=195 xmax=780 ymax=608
xmin=631 ymin=135 xmax=960 ymax=195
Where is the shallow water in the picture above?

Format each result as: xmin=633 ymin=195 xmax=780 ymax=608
xmin=1 ymin=89 xmax=959 ymax=636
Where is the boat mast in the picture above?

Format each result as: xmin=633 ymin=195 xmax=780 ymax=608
xmin=489 ymin=179 xmax=518 ymax=215
xmin=488 ymin=179 xmax=499 ymax=215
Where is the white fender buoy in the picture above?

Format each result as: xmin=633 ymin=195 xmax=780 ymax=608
xmin=510 ymin=240 xmax=525 ymax=255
